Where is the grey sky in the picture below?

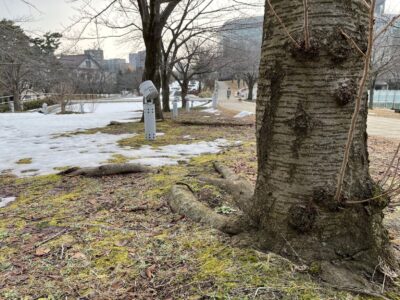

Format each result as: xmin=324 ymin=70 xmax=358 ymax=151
xmin=1 ymin=0 xmax=399 ymax=61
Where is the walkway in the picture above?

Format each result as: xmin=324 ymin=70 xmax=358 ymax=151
xmin=216 ymin=82 xmax=399 ymax=140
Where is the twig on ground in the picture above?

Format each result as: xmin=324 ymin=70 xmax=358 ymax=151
xmin=379 ymin=142 xmax=400 ymax=186
xmin=35 ymin=228 xmax=69 ymax=248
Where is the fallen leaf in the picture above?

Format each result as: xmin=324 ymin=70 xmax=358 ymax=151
xmin=115 ymin=240 xmax=128 ymax=247
xmin=146 ymin=264 xmax=157 ymax=279
xmin=88 ymin=199 xmax=97 ymax=205
xmin=35 ymin=247 xmax=51 ymax=256
xmin=71 ymin=252 xmax=87 ymax=260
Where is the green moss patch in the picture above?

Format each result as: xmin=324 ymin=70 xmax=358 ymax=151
xmin=16 ymin=158 xmax=32 ymax=164
xmin=0 ymin=116 xmax=399 ymax=299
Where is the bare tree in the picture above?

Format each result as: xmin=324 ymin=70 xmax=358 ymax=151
xmin=369 ymin=15 xmax=400 ymax=108
xmin=160 ymin=0 xmax=237 ymax=112
xmin=172 ymin=39 xmax=219 ymax=107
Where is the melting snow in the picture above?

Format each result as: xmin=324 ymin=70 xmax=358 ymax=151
xmin=234 ymin=111 xmax=254 ymax=118
xmin=1 ymin=102 xmax=235 ymax=176
xmin=0 ymin=197 xmax=16 ymax=208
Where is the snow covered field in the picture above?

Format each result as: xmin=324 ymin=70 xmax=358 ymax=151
xmin=0 ymin=102 xmax=231 ymax=176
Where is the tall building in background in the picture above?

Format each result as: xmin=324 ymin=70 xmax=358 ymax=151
xmin=84 ymin=49 xmax=104 ymax=64
xmin=219 ymin=16 xmax=263 ymax=80
xmin=375 ymin=0 xmax=386 ymax=16
xmin=129 ymin=51 xmax=146 ymax=70
xmin=104 ymin=58 xmax=130 ymax=73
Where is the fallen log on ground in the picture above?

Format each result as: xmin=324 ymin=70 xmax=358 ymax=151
xmin=175 ymin=120 xmax=254 ymax=127
xmin=58 ymin=163 xmax=153 ymax=177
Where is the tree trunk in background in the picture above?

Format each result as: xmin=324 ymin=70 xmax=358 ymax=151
xmin=181 ymin=80 xmax=189 ymax=108
xmin=246 ymin=77 xmax=255 ymax=101
xmin=13 ymin=90 xmax=22 ymax=112
xmin=143 ymin=35 xmax=163 ymax=119
xmin=161 ymin=69 xmax=171 ymax=112
xmin=252 ymin=0 xmax=390 ymax=273
xmin=369 ymin=76 xmax=377 ymax=109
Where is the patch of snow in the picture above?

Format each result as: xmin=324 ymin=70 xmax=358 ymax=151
xmin=234 ymin=111 xmax=254 ymax=118
xmin=0 ymin=197 xmax=16 ymax=208
xmin=1 ymin=103 xmax=237 ymax=176
xmin=202 ymin=108 xmax=219 ymax=114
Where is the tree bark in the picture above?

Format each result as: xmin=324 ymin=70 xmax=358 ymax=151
xmin=181 ymin=80 xmax=189 ymax=108
xmin=143 ymin=34 xmax=163 ymax=119
xmin=246 ymin=77 xmax=255 ymax=101
xmin=13 ymin=90 xmax=22 ymax=112
xmin=252 ymin=0 xmax=390 ymax=272
xmin=161 ymin=68 xmax=171 ymax=112
xmin=369 ymin=76 xmax=377 ymax=109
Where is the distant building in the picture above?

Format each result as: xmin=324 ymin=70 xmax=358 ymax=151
xmin=59 ymin=54 xmax=103 ymax=71
xmin=84 ymin=49 xmax=104 ymax=64
xmin=375 ymin=0 xmax=386 ymax=16
xmin=220 ymin=16 xmax=263 ymax=56
xmin=104 ymin=58 xmax=130 ymax=73
xmin=372 ymin=0 xmax=400 ymax=89
xmin=219 ymin=16 xmax=263 ymax=81
xmin=129 ymin=50 xmax=146 ymax=70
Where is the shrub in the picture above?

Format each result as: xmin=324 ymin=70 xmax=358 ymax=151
xmin=198 ymin=90 xmax=213 ymax=98
xmin=23 ymin=98 xmax=58 ymax=111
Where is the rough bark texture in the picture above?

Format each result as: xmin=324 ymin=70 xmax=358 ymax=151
xmin=252 ymin=0 xmax=390 ymax=272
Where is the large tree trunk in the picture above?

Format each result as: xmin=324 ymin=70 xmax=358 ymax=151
xmin=143 ymin=35 xmax=163 ymax=120
xmin=252 ymin=0 xmax=390 ymax=273
xmin=161 ymin=69 xmax=171 ymax=112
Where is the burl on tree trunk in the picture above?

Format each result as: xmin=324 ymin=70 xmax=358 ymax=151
xmin=169 ymin=0 xmax=395 ymax=288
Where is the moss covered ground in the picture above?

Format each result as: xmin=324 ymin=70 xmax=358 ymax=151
xmin=0 ymin=109 xmax=399 ymax=299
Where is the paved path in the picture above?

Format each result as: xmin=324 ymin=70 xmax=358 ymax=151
xmin=217 ymin=82 xmax=399 ymax=140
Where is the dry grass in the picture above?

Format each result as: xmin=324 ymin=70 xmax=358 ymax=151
xmin=0 ymin=110 xmax=399 ymax=299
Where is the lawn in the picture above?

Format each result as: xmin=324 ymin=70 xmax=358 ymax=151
xmin=0 ymin=109 xmax=399 ymax=299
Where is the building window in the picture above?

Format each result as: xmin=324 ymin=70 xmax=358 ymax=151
xmin=86 ymin=60 xmax=92 ymax=68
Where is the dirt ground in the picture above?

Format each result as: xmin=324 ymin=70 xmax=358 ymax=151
xmin=0 ymin=109 xmax=399 ymax=299
xmin=369 ymin=109 xmax=400 ymax=120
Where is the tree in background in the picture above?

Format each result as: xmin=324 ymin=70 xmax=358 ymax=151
xmin=172 ymin=39 xmax=219 ymax=107
xmin=369 ymin=15 xmax=400 ymax=108
xmin=0 ymin=20 xmax=39 ymax=111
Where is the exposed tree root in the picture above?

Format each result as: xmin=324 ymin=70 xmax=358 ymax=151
xmin=168 ymin=184 xmax=249 ymax=235
xmin=58 ymin=163 xmax=153 ymax=177
xmin=169 ymin=162 xmax=395 ymax=296
xmin=199 ymin=162 xmax=255 ymax=216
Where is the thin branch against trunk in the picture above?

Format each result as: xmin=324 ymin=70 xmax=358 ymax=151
xmin=266 ymin=0 xmax=300 ymax=48
xmin=339 ymin=28 xmax=366 ymax=58
xmin=334 ymin=0 xmax=376 ymax=202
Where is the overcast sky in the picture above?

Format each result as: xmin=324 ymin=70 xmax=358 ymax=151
xmin=1 ymin=0 xmax=400 ymax=60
